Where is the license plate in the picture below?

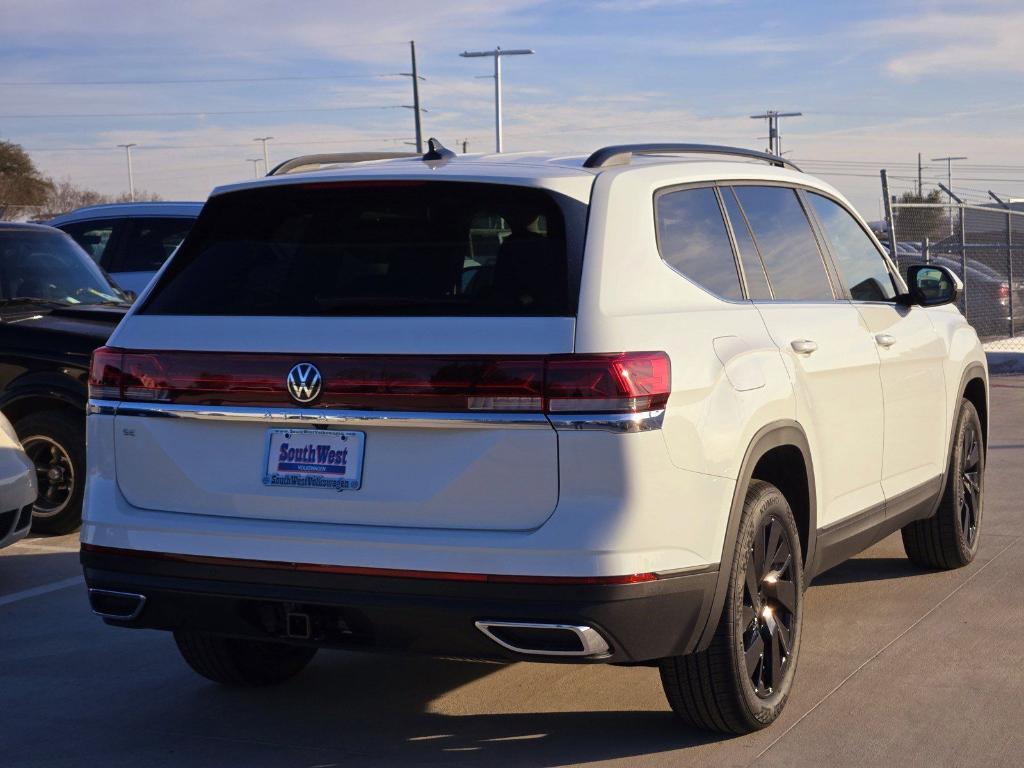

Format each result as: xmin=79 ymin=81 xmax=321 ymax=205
xmin=263 ymin=428 xmax=365 ymax=491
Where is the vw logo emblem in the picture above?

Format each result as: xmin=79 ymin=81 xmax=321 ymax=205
xmin=286 ymin=362 xmax=322 ymax=404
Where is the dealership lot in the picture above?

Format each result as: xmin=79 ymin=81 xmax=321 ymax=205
xmin=1 ymin=377 xmax=1021 ymax=768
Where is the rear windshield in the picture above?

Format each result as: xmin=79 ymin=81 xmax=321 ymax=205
xmin=142 ymin=181 xmax=584 ymax=316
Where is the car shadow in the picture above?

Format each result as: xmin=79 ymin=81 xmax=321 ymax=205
xmin=812 ymin=555 xmax=926 ymax=586
xmin=166 ymin=652 xmax=729 ymax=765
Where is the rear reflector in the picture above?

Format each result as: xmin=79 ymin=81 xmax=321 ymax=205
xmin=89 ymin=348 xmax=670 ymax=415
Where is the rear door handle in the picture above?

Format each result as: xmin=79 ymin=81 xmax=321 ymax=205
xmin=790 ymin=339 xmax=818 ymax=355
xmin=875 ymin=333 xmax=897 ymax=348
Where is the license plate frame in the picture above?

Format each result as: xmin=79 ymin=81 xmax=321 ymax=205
xmin=262 ymin=428 xmax=365 ymax=491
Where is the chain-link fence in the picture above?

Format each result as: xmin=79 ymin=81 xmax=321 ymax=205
xmin=881 ymin=172 xmax=1024 ymax=352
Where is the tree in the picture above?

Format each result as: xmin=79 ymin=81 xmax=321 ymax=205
xmin=891 ymin=189 xmax=950 ymax=244
xmin=0 ymin=140 xmax=53 ymax=220
xmin=34 ymin=178 xmax=108 ymax=219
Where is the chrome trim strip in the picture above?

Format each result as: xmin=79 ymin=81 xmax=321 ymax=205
xmin=474 ymin=620 xmax=611 ymax=657
xmin=88 ymin=588 xmax=147 ymax=622
xmin=88 ymin=400 xmax=550 ymax=429
xmin=548 ymin=409 xmax=665 ymax=433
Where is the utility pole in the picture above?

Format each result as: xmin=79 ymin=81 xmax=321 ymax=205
xmin=253 ymin=136 xmax=273 ymax=174
xmin=749 ymin=110 xmax=802 ymax=156
xmin=460 ymin=138 xmax=469 ymax=154
xmin=246 ymin=158 xmax=262 ymax=178
xmin=917 ymin=152 xmax=923 ymax=197
xmin=460 ymin=46 xmax=534 ymax=153
xmin=401 ymin=41 xmax=425 ymax=153
xmin=117 ymin=143 xmax=137 ymax=201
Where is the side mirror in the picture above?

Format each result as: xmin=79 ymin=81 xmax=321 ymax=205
xmin=898 ymin=264 xmax=961 ymax=307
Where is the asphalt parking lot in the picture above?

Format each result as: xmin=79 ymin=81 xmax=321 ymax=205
xmin=2 ymin=378 xmax=1022 ymax=768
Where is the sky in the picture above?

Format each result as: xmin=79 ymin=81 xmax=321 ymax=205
xmin=3 ymin=0 xmax=1024 ymax=216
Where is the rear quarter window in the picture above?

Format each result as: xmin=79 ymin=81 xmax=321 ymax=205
xmin=655 ymin=186 xmax=743 ymax=300
xmin=143 ymin=182 xmax=584 ymax=317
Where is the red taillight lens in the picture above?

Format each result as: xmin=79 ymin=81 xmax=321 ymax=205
xmin=546 ymin=352 xmax=671 ymax=413
xmin=88 ymin=346 xmax=123 ymax=400
xmin=88 ymin=350 xmax=670 ymax=414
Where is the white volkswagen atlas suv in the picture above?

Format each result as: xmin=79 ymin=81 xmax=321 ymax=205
xmin=82 ymin=141 xmax=988 ymax=733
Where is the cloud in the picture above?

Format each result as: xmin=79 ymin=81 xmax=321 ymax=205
xmin=865 ymin=11 xmax=1024 ymax=78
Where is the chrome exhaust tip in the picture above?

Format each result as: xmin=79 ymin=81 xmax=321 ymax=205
xmin=474 ymin=620 xmax=611 ymax=657
xmin=88 ymin=589 xmax=147 ymax=621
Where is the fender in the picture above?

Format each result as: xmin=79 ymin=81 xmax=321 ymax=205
xmin=0 ymin=371 xmax=87 ymax=416
xmin=932 ymin=361 xmax=988 ymax=515
xmin=687 ymin=420 xmax=816 ymax=653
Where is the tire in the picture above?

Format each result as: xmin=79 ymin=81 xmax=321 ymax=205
xmin=902 ymin=398 xmax=984 ymax=570
xmin=659 ymin=480 xmax=804 ymax=734
xmin=174 ymin=631 xmax=318 ymax=687
xmin=13 ymin=410 xmax=85 ymax=535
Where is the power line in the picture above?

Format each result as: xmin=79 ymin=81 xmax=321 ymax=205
xmin=24 ymin=136 xmax=414 ymax=151
xmin=0 ymin=105 xmax=408 ymax=119
xmin=0 ymin=73 xmax=405 ymax=86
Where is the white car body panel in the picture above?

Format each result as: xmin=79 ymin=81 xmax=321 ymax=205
xmin=0 ymin=413 xmax=37 ymax=549
xmin=82 ymin=151 xmax=987 ymax=581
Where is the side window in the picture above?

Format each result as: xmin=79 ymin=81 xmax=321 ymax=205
xmin=721 ymin=187 xmax=772 ymax=300
xmin=807 ymin=193 xmax=897 ymax=302
xmin=655 ymin=186 xmax=742 ymax=300
xmin=120 ymin=217 xmax=194 ymax=272
xmin=57 ymin=219 xmax=120 ymax=267
xmin=733 ymin=186 xmax=834 ymax=301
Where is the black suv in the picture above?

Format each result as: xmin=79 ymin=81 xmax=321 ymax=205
xmin=0 ymin=222 xmax=129 ymax=533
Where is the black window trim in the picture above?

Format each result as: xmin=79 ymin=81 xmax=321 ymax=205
xmin=651 ymin=181 xmax=748 ymax=304
xmin=800 ymin=189 xmax=908 ymax=304
xmin=722 ymin=181 xmax=840 ymax=305
xmin=718 ymin=185 xmax=775 ymax=301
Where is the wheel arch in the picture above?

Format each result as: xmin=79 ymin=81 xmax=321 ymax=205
xmin=688 ymin=420 xmax=816 ymax=653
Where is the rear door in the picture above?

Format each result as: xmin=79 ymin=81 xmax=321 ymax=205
xmin=726 ymin=184 xmax=886 ymax=528
xmin=805 ymin=192 xmax=947 ymax=501
xmin=107 ymin=180 xmax=588 ymax=531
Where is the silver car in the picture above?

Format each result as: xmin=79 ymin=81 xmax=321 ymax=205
xmin=0 ymin=412 xmax=37 ymax=550
xmin=49 ymin=202 xmax=203 ymax=296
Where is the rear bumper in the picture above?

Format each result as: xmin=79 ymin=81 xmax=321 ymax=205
xmin=81 ymin=545 xmax=718 ymax=663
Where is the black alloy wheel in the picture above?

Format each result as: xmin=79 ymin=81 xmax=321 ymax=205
xmin=742 ymin=514 xmax=798 ymax=698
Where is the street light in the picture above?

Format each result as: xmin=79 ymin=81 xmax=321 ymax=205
xmin=253 ymin=136 xmax=274 ymax=174
xmin=246 ymin=158 xmax=263 ymax=179
xmin=459 ymin=46 xmax=534 ymax=153
xmin=117 ymin=143 xmax=137 ymax=201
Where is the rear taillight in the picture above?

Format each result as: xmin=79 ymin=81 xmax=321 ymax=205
xmin=88 ymin=349 xmax=670 ymax=415
xmin=88 ymin=346 xmax=123 ymax=400
xmin=999 ymin=283 xmax=1010 ymax=301
xmin=546 ymin=352 xmax=671 ymax=413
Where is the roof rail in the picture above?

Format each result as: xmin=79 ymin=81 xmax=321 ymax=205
xmin=267 ymin=152 xmax=416 ymax=176
xmin=582 ymin=143 xmax=802 ymax=172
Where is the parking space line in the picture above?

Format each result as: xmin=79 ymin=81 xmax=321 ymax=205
xmin=0 ymin=576 xmax=84 ymax=608
xmin=752 ymin=534 xmax=1022 ymax=763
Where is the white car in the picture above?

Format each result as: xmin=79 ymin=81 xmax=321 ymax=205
xmin=0 ymin=412 xmax=37 ymax=550
xmin=81 ymin=141 xmax=987 ymax=733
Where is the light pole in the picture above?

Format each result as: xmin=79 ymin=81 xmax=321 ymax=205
xmin=253 ymin=136 xmax=273 ymax=174
xmin=117 ymin=143 xmax=137 ymax=201
xmin=459 ymin=46 xmax=534 ymax=153
xmin=246 ymin=158 xmax=262 ymax=179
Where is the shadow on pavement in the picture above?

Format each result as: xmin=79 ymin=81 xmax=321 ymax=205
xmin=813 ymin=555 xmax=926 ymax=586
